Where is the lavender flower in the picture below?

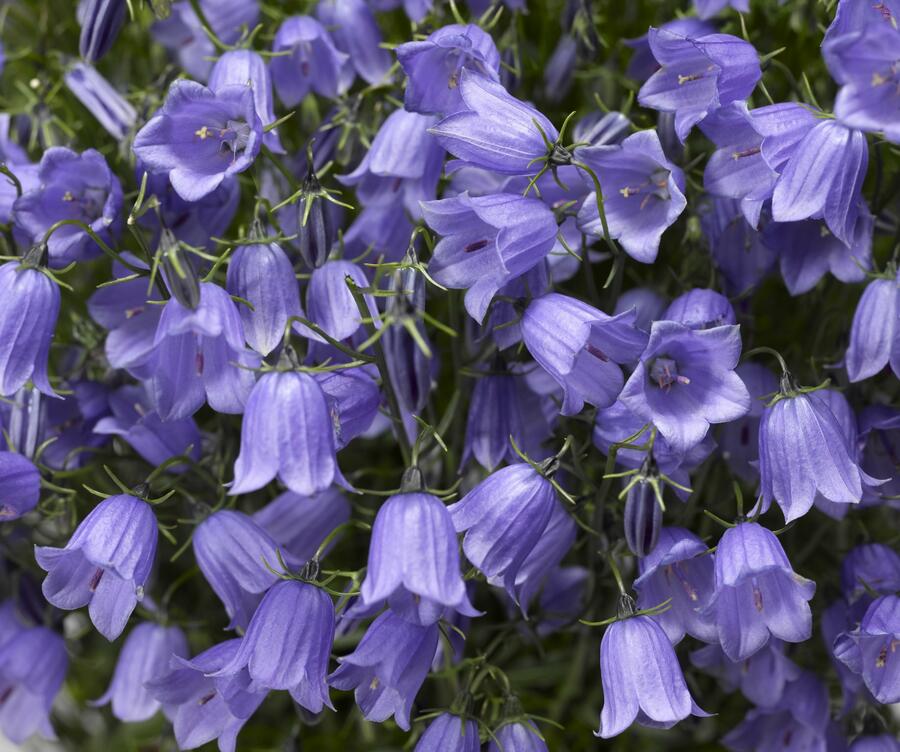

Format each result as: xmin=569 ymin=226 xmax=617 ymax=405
xmin=422 ymin=192 xmax=558 ymax=322
xmin=597 ymin=612 xmax=708 ymax=737
xmin=133 ymin=80 xmax=262 ymax=202
xmin=834 ymin=595 xmax=900 ymax=704
xmin=270 ymin=16 xmax=350 ymax=106
xmin=694 ymin=0 xmax=749 ymax=19
xmin=192 ymin=510 xmax=282 ymax=631
xmin=846 ymin=271 xmax=899 ymax=383
xmin=145 ymin=639 xmax=266 ymax=752
xmin=637 ymin=28 xmax=761 ymax=142
xmin=316 ymin=0 xmax=391 ymax=85
xmin=78 ymin=0 xmax=126 ymax=62
xmin=329 ymin=610 xmax=438 ymax=730
xmin=664 ymin=288 xmax=736 ymax=330
xmin=718 ymin=362 xmax=779 ymax=483
xmin=415 ymin=713 xmax=480 ymax=752
xmin=619 ymin=320 xmax=750 ymax=454
xmin=315 ymin=367 xmax=382 ymax=449
xmin=396 ymin=24 xmax=501 ymax=115
xmin=230 ymin=370 xmax=345 ymax=496
xmin=13 ymin=147 xmax=123 ymax=266
xmin=213 ymin=580 xmax=335 ymax=712
xmin=706 ymin=522 xmax=815 ymax=661
xmin=521 ymin=293 xmax=648 ymax=415
xmin=576 ymin=129 xmax=687 ymax=263
xmin=253 ymin=488 xmax=351 ymax=564
xmin=487 ymin=721 xmax=549 ymax=751
xmin=35 ymin=494 xmax=158 ymax=640
xmin=0 ymin=451 xmax=40 ymax=521
xmin=64 ymin=63 xmax=136 ymax=141
xmin=93 ymin=622 xmax=188 ymax=721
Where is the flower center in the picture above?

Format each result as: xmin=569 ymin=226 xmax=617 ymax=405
xmin=195 ymin=120 xmax=252 ymax=162
xmin=618 ymin=168 xmax=671 ymax=209
xmin=649 ymin=356 xmax=690 ymax=391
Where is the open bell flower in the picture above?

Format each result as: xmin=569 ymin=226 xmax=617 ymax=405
xmin=845 ymin=270 xmax=900 ymax=383
xmin=597 ymin=607 xmax=709 ymax=738
xmin=705 ymin=521 xmax=815 ymax=662
xmin=35 ymin=493 xmax=158 ymax=640
xmin=270 ymin=16 xmax=350 ymax=106
xmin=133 ymin=80 xmax=263 ymax=202
xmin=415 ymin=712 xmax=480 ymax=752
xmin=0 ymin=451 xmax=41 ymax=521
xmin=833 ymin=594 xmax=900 ymax=705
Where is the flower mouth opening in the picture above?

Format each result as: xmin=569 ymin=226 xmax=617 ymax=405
xmin=649 ymin=356 xmax=690 ymax=391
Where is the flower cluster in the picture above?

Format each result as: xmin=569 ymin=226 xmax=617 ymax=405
xmin=0 ymin=0 xmax=896 ymax=750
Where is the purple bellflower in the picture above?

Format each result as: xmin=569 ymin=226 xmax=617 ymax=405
xmin=634 ymin=526 xmax=717 ymax=644
xmin=146 ymin=282 xmax=258 ymax=421
xmin=209 ymin=50 xmax=284 ymax=154
xmin=664 ymin=288 xmax=736 ymax=330
xmin=35 ymin=493 xmax=158 ymax=640
xmin=13 ymin=147 xmax=123 ymax=266
xmin=487 ymin=721 xmax=549 ymax=752
xmin=846 ymin=271 xmax=899 ymax=383
xmin=133 ymin=80 xmax=263 ymax=202
xmin=623 ymin=479 xmax=662 ymax=558
xmin=93 ymin=384 xmax=202 ymax=471
xmin=706 ymin=522 xmax=815 ymax=661
xmin=361 ymin=488 xmax=477 ymax=624
xmin=429 ymin=70 xmax=559 ymax=175
xmin=597 ymin=609 xmax=709 ymax=738
xmin=338 ymin=109 xmax=444 ymax=217
xmin=859 ymin=407 xmax=900 ymax=500
xmin=449 ymin=462 xmax=558 ymax=593
xmin=315 ymin=367 xmax=382 ymax=449
xmin=619 ymin=320 xmax=750 ymax=454
xmin=694 ymin=0 xmax=749 ymax=19
xmin=834 ymin=595 xmax=900 ymax=704
xmin=758 ymin=388 xmax=877 ymax=522
xmin=64 ymin=63 xmax=136 ymax=141
xmin=850 ymin=737 xmax=900 ymax=752
xmin=270 ymin=16 xmax=350 ymax=106
xmin=626 ymin=19 xmax=717 ymax=82
xmin=253 ymin=488 xmax=351 ymax=564
xmin=315 ymin=0 xmax=391 ymax=86
xmin=93 ymin=622 xmax=189 ymax=722
xmin=329 ymin=609 xmax=438 ymax=730
xmin=212 ymin=580 xmax=335 ymax=713
xmin=576 ymin=129 xmax=687 ymax=263
xmin=415 ymin=712 xmax=480 ymax=752
xmin=521 ymin=292 xmax=648 ymax=415
xmin=718 ymin=362 xmax=779 ymax=483
xmin=396 ymin=24 xmax=501 ymax=115
xmin=841 ymin=543 xmax=900 ymax=605
xmin=145 ymin=638 xmax=266 ymax=752
xmin=78 ymin=0 xmax=126 ymax=62
xmin=0 ymin=451 xmax=41 ymax=521
xmin=192 ymin=510 xmax=282 ymax=631
xmin=422 ymin=192 xmax=558 ymax=322
xmin=637 ymin=28 xmax=761 ymax=142
xmin=225 ymin=240 xmax=302 ymax=356
xmin=230 ymin=370 xmax=346 ymax=497
xmin=0 ymin=626 xmax=68 ymax=743
xmin=691 ymin=638 xmax=801 ymax=708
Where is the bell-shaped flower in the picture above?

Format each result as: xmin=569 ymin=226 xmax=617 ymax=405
xmin=328 ymin=609 xmax=438 ymax=730
xmin=361 ymin=490 xmax=477 ymax=624
xmin=209 ymin=50 xmax=284 ymax=154
xmin=859 ymin=406 xmax=900 ymax=500
xmin=705 ymin=522 xmax=815 ymax=661
xmin=622 ymin=479 xmax=663 ymax=558
xmin=13 ymin=147 xmax=123 ymax=266
xmin=270 ymin=16 xmax=350 ymax=106
xmin=576 ymin=130 xmax=687 ymax=263
xmin=93 ymin=622 xmax=189 ymax=722
xmin=834 ymin=595 xmax=900 ymax=705
xmin=78 ymin=0 xmax=126 ymax=62
xmin=664 ymin=288 xmax=736 ymax=330
xmin=145 ymin=639 xmax=266 ymax=752
xmin=35 ymin=493 xmax=158 ymax=640
xmin=0 ymin=451 xmax=40 ymax=521
xmin=522 ymin=293 xmax=648 ymax=415
xmin=718 ymin=362 xmax=778 ymax=483
xmin=626 ymin=18 xmax=716 ymax=82
xmin=93 ymin=385 xmax=202 ymax=472
xmin=397 ymin=24 xmax=501 ymax=115
xmin=316 ymin=0 xmax=391 ymax=86
xmin=338 ymin=109 xmax=444 ymax=217
xmin=690 ymin=638 xmax=801 ymax=708
xmin=637 ymin=28 xmax=761 ymax=142
xmin=230 ymin=370 xmax=345 ymax=496
xmin=415 ymin=712 xmax=480 ymax=752
xmin=192 ymin=510 xmax=283 ymax=631
xmin=253 ymin=488 xmax=351 ymax=563
xmin=758 ymin=389 xmax=877 ymax=522
xmin=423 ymin=192 xmax=558 ymax=322
xmin=212 ymin=580 xmax=335 ymax=712
xmin=64 ymin=62 xmax=137 ymax=141
xmin=315 ymin=367 xmax=382 ymax=449
xmin=449 ymin=463 xmax=558 ymax=592
xmin=133 ymin=80 xmax=263 ymax=202
xmin=619 ymin=320 xmax=750 ymax=454
xmin=487 ymin=721 xmax=549 ymax=751
xmin=0 ymin=626 xmax=67 ymax=743
xmin=146 ymin=282 xmax=258 ymax=421
xmin=225 ymin=241 xmax=302 ymax=356
xmin=841 ymin=543 xmax=900 ymax=605
xmin=771 ymin=120 xmax=868 ymax=245
xmin=597 ymin=611 xmax=708 ymax=737
xmin=430 ymin=71 xmax=559 ymax=175
xmin=846 ymin=271 xmax=899 ymax=383
xmin=635 ymin=526 xmax=717 ymax=644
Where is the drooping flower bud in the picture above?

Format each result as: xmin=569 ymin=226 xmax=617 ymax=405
xmin=159 ymin=228 xmax=200 ymax=310
xmin=78 ymin=0 xmax=126 ymax=63
xmin=623 ymin=477 xmax=662 ymax=558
